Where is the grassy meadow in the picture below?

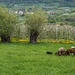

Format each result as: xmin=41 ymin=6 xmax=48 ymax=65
xmin=0 ymin=42 xmax=75 ymax=75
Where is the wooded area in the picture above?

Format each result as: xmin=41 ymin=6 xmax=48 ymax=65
xmin=0 ymin=0 xmax=75 ymax=7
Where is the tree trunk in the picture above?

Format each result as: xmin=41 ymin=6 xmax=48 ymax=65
xmin=30 ymin=30 xmax=39 ymax=43
xmin=1 ymin=35 xmax=10 ymax=42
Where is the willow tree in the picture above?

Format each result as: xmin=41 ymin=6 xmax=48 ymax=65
xmin=0 ymin=7 xmax=18 ymax=42
xmin=25 ymin=9 xmax=47 ymax=43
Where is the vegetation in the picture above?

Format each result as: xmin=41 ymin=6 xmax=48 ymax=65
xmin=0 ymin=1 xmax=75 ymax=75
xmin=0 ymin=1 xmax=75 ymax=74
xmin=0 ymin=42 xmax=75 ymax=75
xmin=47 ymin=10 xmax=75 ymax=26
xmin=25 ymin=9 xmax=47 ymax=43
xmin=0 ymin=7 xmax=18 ymax=42
xmin=0 ymin=0 xmax=75 ymax=11
xmin=12 ymin=23 xmax=75 ymax=41
xmin=0 ymin=0 xmax=75 ymax=7
xmin=0 ymin=6 xmax=75 ymax=42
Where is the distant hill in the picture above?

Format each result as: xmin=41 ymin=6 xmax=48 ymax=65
xmin=0 ymin=0 xmax=75 ymax=8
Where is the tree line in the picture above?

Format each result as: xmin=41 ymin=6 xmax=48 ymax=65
xmin=0 ymin=0 xmax=75 ymax=7
xmin=0 ymin=7 xmax=75 ymax=43
xmin=0 ymin=7 xmax=47 ymax=43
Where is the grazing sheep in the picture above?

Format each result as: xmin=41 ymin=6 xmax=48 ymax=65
xmin=66 ymin=48 xmax=75 ymax=56
xmin=58 ymin=47 xmax=65 ymax=56
xmin=46 ymin=51 xmax=53 ymax=54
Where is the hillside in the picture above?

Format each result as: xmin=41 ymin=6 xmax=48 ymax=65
xmin=0 ymin=0 xmax=75 ymax=8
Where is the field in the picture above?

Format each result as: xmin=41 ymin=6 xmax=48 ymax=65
xmin=0 ymin=42 xmax=75 ymax=75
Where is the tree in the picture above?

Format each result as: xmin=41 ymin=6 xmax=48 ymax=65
xmin=25 ymin=9 xmax=47 ymax=43
xmin=0 ymin=7 xmax=18 ymax=42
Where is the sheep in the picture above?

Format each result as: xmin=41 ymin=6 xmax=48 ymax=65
xmin=66 ymin=48 xmax=75 ymax=56
xmin=46 ymin=51 xmax=53 ymax=54
xmin=58 ymin=47 xmax=66 ymax=56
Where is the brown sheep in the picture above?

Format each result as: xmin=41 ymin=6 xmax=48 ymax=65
xmin=58 ymin=47 xmax=66 ymax=56
xmin=66 ymin=48 xmax=75 ymax=55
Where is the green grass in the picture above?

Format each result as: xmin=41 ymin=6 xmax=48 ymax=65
xmin=0 ymin=42 xmax=75 ymax=75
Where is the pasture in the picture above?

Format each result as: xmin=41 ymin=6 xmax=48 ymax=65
xmin=0 ymin=42 xmax=75 ymax=75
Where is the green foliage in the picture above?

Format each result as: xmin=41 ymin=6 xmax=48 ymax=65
xmin=25 ymin=8 xmax=47 ymax=33
xmin=0 ymin=0 xmax=75 ymax=11
xmin=55 ymin=12 xmax=75 ymax=26
xmin=70 ymin=22 xmax=75 ymax=26
xmin=60 ymin=22 xmax=64 ymax=26
xmin=0 ymin=3 xmax=6 ymax=7
xmin=48 ymin=19 xmax=56 ymax=23
xmin=0 ymin=0 xmax=75 ymax=7
xmin=0 ymin=42 xmax=75 ymax=75
xmin=0 ymin=7 xmax=18 ymax=36
xmin=68 ymin=10 xmax=75 ymax=13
